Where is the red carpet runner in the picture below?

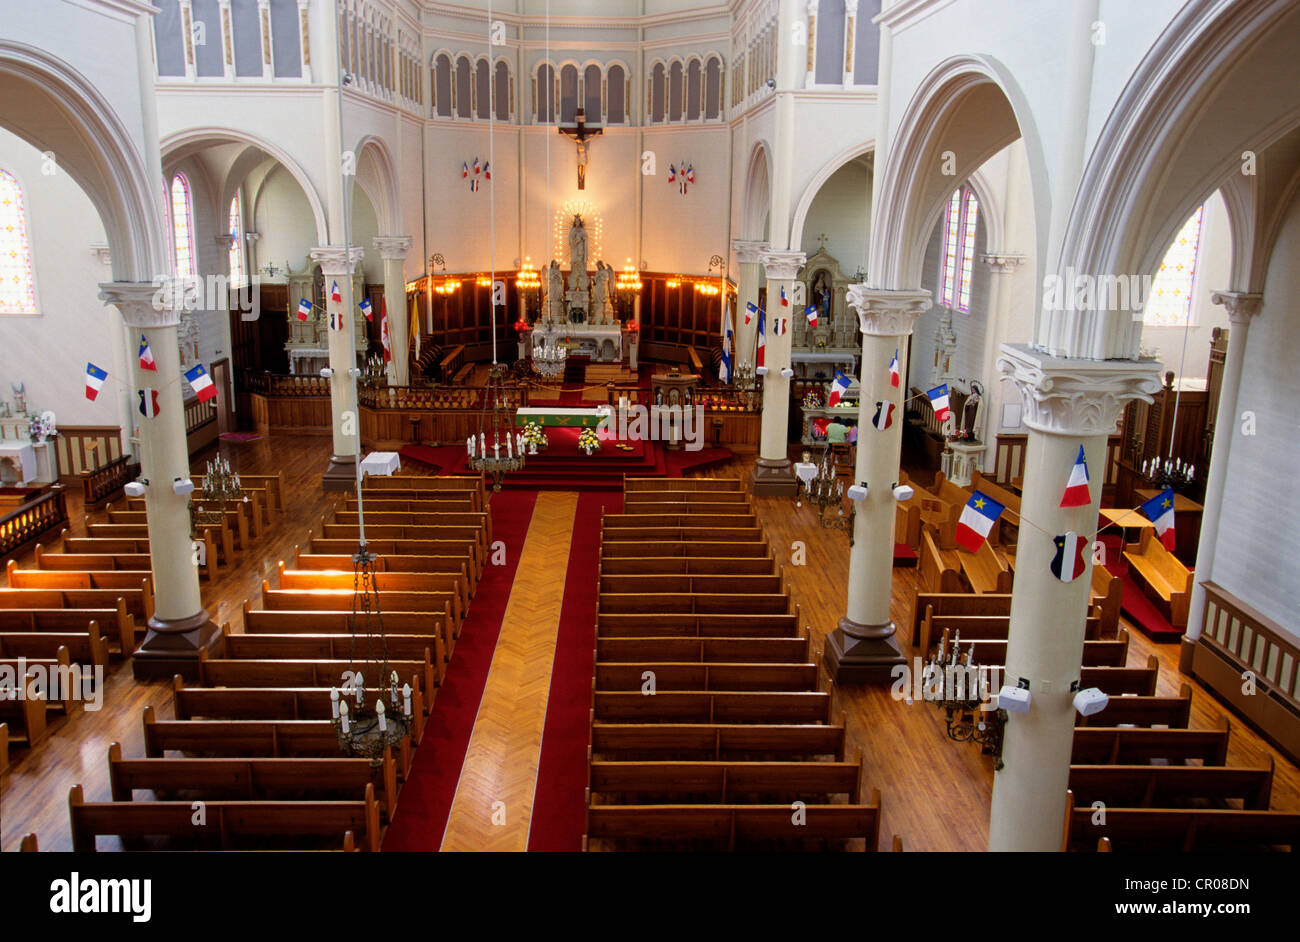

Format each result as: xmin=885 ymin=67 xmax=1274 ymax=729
xmin=527 ymin=489 xmax=622 ymax=850
xmin=382 ymin=489 xmax=539 ymax=850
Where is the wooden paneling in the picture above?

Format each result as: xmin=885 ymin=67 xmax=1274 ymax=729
xmin=52 ymin=426 xmax=123 ymax=481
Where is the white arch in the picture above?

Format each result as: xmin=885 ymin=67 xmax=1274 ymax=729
xmin=789 ymin=140 xmax=875 ymax=251
xmin=352 ymin=134 xmax=401 ymax=236
xmin=743 ymin=140 xmax=773 ymax=242
xmin=161 ymin=126 xmax=329 ymax=245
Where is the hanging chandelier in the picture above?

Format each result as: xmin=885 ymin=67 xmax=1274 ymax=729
xmin=922 ymin=629 xmax=1007 ymax=770
xmin=467 ymin=363 xmax=525 ymax=490
xmin=532 ymin=334 xmax=567 ymax=379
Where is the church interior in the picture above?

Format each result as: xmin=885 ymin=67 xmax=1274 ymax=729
xmin=1 ymin=0 xmax=1299 ymax=869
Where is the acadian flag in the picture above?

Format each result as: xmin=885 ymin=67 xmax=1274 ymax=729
xmin=889 ymin=349 xmax=901 ymax=388
xmin=719 ymin=301 xmax=734 ymax=385
xmin=955 ymin=490 xmax=1005 ymax=554
xmin=330 ymin=280 xmax=342 ymax=303
xmin=184 ymin=364 xmax=217 ymax=403
xmin=137 ymin=335 xmax=157 ymax=371
xmin=872 ymin=401 xmax=895 ymax=431
xmin=927 ymin=383 xmax=951 ymax=422
xmin=755 ymin=308 xmax=766 ymax=370
xmin=779 ymin=285 xmax=789 ymax=307
xmin=296 ymin=298 xmax=313 ymax=321
xmin=744 ymin=300 xmax=757 ymax=325
xmin=84 ymin=363 xmax=108 ymax=401
xmin=1138 ymin=487 xmax=1177 ymax=551
xmin=137 ymin=388 xmax=161 ymax=419
xmin=1050 ymin=530 xmax=1089 ymax=583
xmin=804 ymin=304 xmax=819 ymax=328
xmin=380 ymin=298 xmax=392 ymax=364
xmin=827 ymin=372 xmax=851 ymax=407
xmin=1060 ymin=445 xmax=1092 ymax=508
xmin=358 ymin=298 xmax=373 ymax=322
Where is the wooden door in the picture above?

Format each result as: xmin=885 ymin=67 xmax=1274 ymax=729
xmin=210 ymin=358 xmax=233 ymax=435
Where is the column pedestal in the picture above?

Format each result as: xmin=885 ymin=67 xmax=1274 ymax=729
xmin=323 ymin=453 xmax=360 ymax=491
xmin=823 ymin=614 xmax=905 ymax=684
xmin=132 ymin=610 xmax=225 ymax=680
xmin=751 ymin=456 xmax=796 ymax=495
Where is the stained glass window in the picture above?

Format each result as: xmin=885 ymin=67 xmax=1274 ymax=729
xmin=1143 ymin=205 xmax=1205 ymax=327
xmin=0 ymin=169 xmax=37 ymax=315
xmin=227 ymin=191 xmax=245 ymax=287
xmin=938 ymin=186 xmax=979 ymax=312
xmin=170 ymin=173 xmax=196 ymax=281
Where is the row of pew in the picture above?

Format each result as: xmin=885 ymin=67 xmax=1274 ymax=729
xmin=58 ymin=473 xmax=490 ymax=852
xmin=585 ymin=476 xmax=890 ymax=851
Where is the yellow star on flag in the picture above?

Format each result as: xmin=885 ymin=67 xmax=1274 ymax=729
xmin=973 ymin=497 xmax=986 ymax=510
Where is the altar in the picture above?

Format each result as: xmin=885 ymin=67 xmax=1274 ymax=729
xmin=532 ymin=324 xmax=622 ymax=363
xmin=524 ymin=214 xmax=627 ymax=364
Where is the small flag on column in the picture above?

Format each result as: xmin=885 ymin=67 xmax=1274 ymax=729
xmin=137 ymin=388 xmax=161 ymax=418
xmin=686 ymin=164 xmax=695 ymax=184
xmin=773 ymin=317 xmax=788 ymax=336
xmin=955 ymin=491 xmax=1005 ymax=554
xmin=744 ymin=301 xmax=757 ymax=325
xmin=889 ymin=349 xmax=901 ymax=388
xmin=85 ymin=363 xmax=108 ymax=401
xmin=827 ymin=372 xmax=851 ymax=407
xmin=720 ymin=303 xmax=734 ymax=384
xmin=927 ymin=383 xmax=951 ymax=422
xmin=184 ymin=364 xmax=217 ymax=403
xmin=483 ymin=161 xmax=491 ymax=180
xmin=779 ymin=285 xmax=789 ymax=307
xmin=804 ymin=304 xmax=818 ymax=328
xmin=330 ymin=309 xmax=343 ymax=331
xmin=137 ymin=335 xmax=157 ymax=372
xmin=330 ymin=281 xmax=343 ymax=303
xmin=872 ymin=401 xmax=895 ymax=431
xmin=1060 ymin=445 xmax=1092 ymax=508
xmin=380 ymin=298 xmax=392 ymax=364
xmin=667 ymin=164 xmax=677 ymax=183
xmin=755 ymin=308 xmax=766 ymax=370
xmin=473 ymin=157 xmax=481 ymax=175
xmin=1050 ymin=530 xmax=1089 ymax=583
xmin=462 ymin=162 xmax=469 ymax=179
xmin=1138 ymin=487 xmax=1177 ymax=551
xmin=296 ymin=298 xmax=313 ymax=321
xmin=359 ymin=298 xmax=373 ymax=322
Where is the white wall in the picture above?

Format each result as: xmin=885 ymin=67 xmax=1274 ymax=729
xmin=799 ymin=155 xmax=871 ymax=274
xmin=0 ymin=127 xmax=133 ymax=437
xmin=249 ymin=165 xmax=319 ymax=278
xmin=1210 ymin=192 xmax=1300 ymax=639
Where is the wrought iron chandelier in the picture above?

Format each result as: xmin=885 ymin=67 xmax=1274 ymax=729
xmin=1141 ymin=455 xmax=1195 ymax=491
xmin=190 ymin=455 xmax=247 ymax=536
xmin=923 ymin=629 xmax=1007 ymax=770
xmin=467 ymin=363 xmax=525 ymax=490
xmin=531 ymin=334 xmax=567 ymax=379
xmin=796 ymin=446 xmax=853 ymax=541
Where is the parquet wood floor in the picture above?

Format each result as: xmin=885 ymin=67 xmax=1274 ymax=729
xmin=439 ymin=492 xmax=577 ymax=851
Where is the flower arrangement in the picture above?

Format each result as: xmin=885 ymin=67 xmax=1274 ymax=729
xmin=801 ymin=389 xmax=824 ymax=410
xmin=522 ymin=421 xmax=547 ymax=453
xmin=28 ymin=410 xmax=56 ymax=443
xmin=577 ymin=426 xmax=601 ymax=455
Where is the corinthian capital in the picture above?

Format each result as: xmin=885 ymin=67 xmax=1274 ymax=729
xmin=845 ymin=285 xmax=932 ymax=336
xmin=730 ymin=240 xmax=770 ymax=265
xmin=997 ymin=343 xmax=1163 ymax=436
xmin=759 ymin=250 xmax=806 ymax=280
xmin=373 ymin=236 xmax=412 ymax=261
xmin=100 ymin=281 xmax=183 ymax=329
xmin=309 ymin=245 xmax=365 ymax=277
xmin=1210 ymin=290 xmax=1263 ymax=325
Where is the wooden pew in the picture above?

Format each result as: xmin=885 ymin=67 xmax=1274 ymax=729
xmin=1091 ymin=564 xmax=1123 ymax=636
xmin=107 ymin=741 xmax=399 ymax=819
xmin=919 ymin=612 xmax=1102 ymax=664
xmin=1081 ymin=657 xmax=1159 ymax=696
xmin=600 ymin=555 xmax=775 ymax=576
xmin=624 ymin=477 xmax=744 ymax=494
xmin=343 ymin=495 xmax=480 ymax=514
xmin=218 ymin=626 xmax=440 ymax=693
xmin=0 ymin=592 xmax=141 ymax=652
xmin=597 ymin=636 xmax=809 ymax=664
xmin=197 ymin=650 xmax=431 ymax=704
xmin=0 ymin=617 xmax=114 ymax=668
xmin=294 ymin=547 xmax=478 ymax=593
xmin=599 ymin=573 xmax=783 ymax=595
xmin=89 ymin=520 xmax=233 ymax=572
xmin=260 ymin=583 xmax=463 ymax=633
xmin=1123 ymin=528 xmax=1193 ymax=627
xmin=0 ymin=647 xmax=78 ymax=713
xmin=241 ymin=603 xmax=452 ymax=663
xmin=970 ymin=471 xmax=1022 ymax=540
xmin=1076 ymin=683 xmax=1194 ymax=728
xmin=591 ymin=721 xmax=846 ymax=761
xmin=918 ymin=530 xmax=961 ymax=594
xmin=589 ymin=756 xmax=863 ymax=803
xmin=362 ymin=474 xmax=486 ymax=510
xmin=276 ymin=562 xmax=470 ymax=615
xmin=6 ymin=562 xmax=154 ymax=620
xmin=602 ymin=540 xmax=771 ymax=559
xmin=960 ymin=632 xmax=1129 ymax=669
xmin=309 ymin=535 xmax=484 ymax=577
xmin=0 ymin=673 xmax=47 ymax=746
xmin=601 ymin=526 xmax=765 ymax=543
xmin=594 ymin=690 xmax=832 ymax=724
xmin=330 ymin=510 xmax=490 ymax=546
xmin=68 ymin=782 xmax=383 ymax=852
xmin=598 ymin=593 xmax=790 ymax=615
xmin=1067 ymin=760 xmax=1274 ymax=809
xmin=195 ymin=470 xmax=286 ymax=513
xmin=604 ymin=513 xmax=759 ymax=530
xmin=1071 ymin=718 xmax=1231 ymax=765
xmin=112 ymin=500 xmax=254 ymax=551
xmin=595 ymin=663 xmax=818 ymax=692
xmin=1062 ymin=790 xmax=1300 ymax=852
xmin=957 ymin=539 xmax=1013 ymax=594
xmin=53 ymin=534 xmax=216 ymax=581
xmin=598 ymin=613 xmax=800 ymax=638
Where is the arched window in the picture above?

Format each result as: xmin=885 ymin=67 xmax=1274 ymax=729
xmin=938 ymin=186 xmax=978 ymax=312
xmin=1144 ymin=205 xmax=1206 ymax=328
xmin=686 ymin=59 xmax=702 ymax=120
xmin=536 ymin=63 xmax=556 ymax=122
xmin=475 ymin=59 xmax=491 ymax=120
xmin=559 ymin=64 xmax=579 ymax=123
xmin=0 ymin=169 xmax=36 ymax=315
xmin=494 ymin=60 xmax=511 ymax=121
xmin=607 ymin=64 xmax=626 ymax=123
xmin=455 ymin=56 xmax=472 ymax=118
xmin=433 ymin=53 xmax=452 ymax=117
xmin=704 ymin=56 xmax=722 ymax=119
xmin=584 ymin=64 xmax=603 ymax=120
xmin=170 ymin=173 xmax=196 ymax=281
xmin=227 ymin=191 xmax=245 ymax=287
xmin=650 ymin=62 xmax=666 ymax=123
xmin=668 ymin=61 xmax=684 ymax=122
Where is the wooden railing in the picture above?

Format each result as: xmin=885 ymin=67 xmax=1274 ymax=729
xmin=438 ymin=345 xmax=467 ymax=382
xmin=244 ymin=372 xmax=332 ymax=397
xmin=1193 ymin=582 xmax=1300 ymax=762
xmin=185 ymin=397 xmax=218 ymax=455
xmin=358 ymin=383 xmax=529 ymax=412
xmin=52 ymin=425 xmax=123 ymax=481
xmin=0 ymin=486 xmax=68 ymax=558
xmin=80 ymin=454 xmax=134 ymax=508
xmin=994 ymin=433 xmax=1123 ymax=499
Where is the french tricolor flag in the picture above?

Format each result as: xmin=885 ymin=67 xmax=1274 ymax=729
xmin=85 ymin=363 xmax=107 ymax=401
xmin=889 ymin=350 xmax=900 ymax=388
xmin=927 ymin=384 xmax=951 ymax=422
xmin=1060 ymin=445 xmax=1092 ymax=508
xmin=755 ymin=308 xmax=766 ymax=372
xmin=1138 ymin=487 xmax=1177 ymax=551
xmin=955 ymin=491 xmax=1005 ymax=554
xmin=827 ymin=372 xmax=851 ymax=408
xmin=330 ymin=281 xmax=342 ymax=303
xmin=462 ymin=162 xmax=469 ymax=179
xmin=779 ymin=285 xmax=789 ymax=307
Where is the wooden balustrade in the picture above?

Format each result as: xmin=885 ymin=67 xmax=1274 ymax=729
xmin=0 ymin=486 xmax=68 ymax=558
xmin=51 ymin=426 xmax=123 ymax=481
xmin=80 ymin=454 xmax=134 ymax=508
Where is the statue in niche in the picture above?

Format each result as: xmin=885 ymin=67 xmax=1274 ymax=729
xmin=545 ymin=261 xmax=565 ymax=324
xmin=567 ymin=214 xmax=588 ymax=287
xmin=812 ymin=270 xmax=832 ymax=321
xmin=933 ymin=306 xmax=957 ymax=385
xmin=591 ymin=261 xmax=613 ymax=324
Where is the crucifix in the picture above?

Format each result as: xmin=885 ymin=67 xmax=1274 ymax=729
xmin=558 ymin=107 xmax=603 ymax=190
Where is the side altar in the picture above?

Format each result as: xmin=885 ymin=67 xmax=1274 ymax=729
xmin=283 ymin=259 xmax=367 ymax=375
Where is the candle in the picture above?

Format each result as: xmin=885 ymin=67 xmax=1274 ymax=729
xmin=354 ymin=673 xmax=364 ymax=705
xmin=494 ymin=442 xmax=500 ymax=459
xmin=330 ymin=687 xmax=340 ymax=719
xmin=507 ymin=434 xmax=513 ymax=458
xmin=402 ymin=683 xmax=412 ymax=716
xmin=376 ymin=699 xmax=387 ymax=732
xmin=339 ymin=699 xmax=350 ymax=734
xmin=480 ymin=432 xmax=486 ymax=454
xmin=390 ymin=671 xmax=398 ymax=705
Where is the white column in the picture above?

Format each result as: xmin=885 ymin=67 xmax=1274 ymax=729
xmin=297 ymin=0 xmax=313 ymax=82
xmin=824 ymin=286 xmax=931 ymax=682
xmin=989 ymin=344 xmax=1161 ymax=851
xmin=99 ymin=282 xmax=222 ymax=676
xmin=179 ymin=0 xmax=197 ymax=80
xmin=731 ymin=239 xmax=768 ymax=368
xmin=310 ymin=245 xmax=365 ymax=489
xmin=978 ymin=252 xmax=1027 ymax=469
xmin=1182 ymin=291 xmax=1262 ymax=670
xmin=257 ymin=0 xmax=275 ymax=81
xmin=373 ymin=236 xmax=412 ymax=386
xmin=804 ymin=0 xmax=818 ymax=89
xmin=244 ymin=230 xmax=261 ymax=281
xmin=751 ymin=250 xmax=805 ymax=495
xmin=842 ymin=0 xmax=857 ymax=87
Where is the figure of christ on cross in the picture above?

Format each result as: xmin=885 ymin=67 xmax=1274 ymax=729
xmin=558 ymin=107 xmax=603 ymax=190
